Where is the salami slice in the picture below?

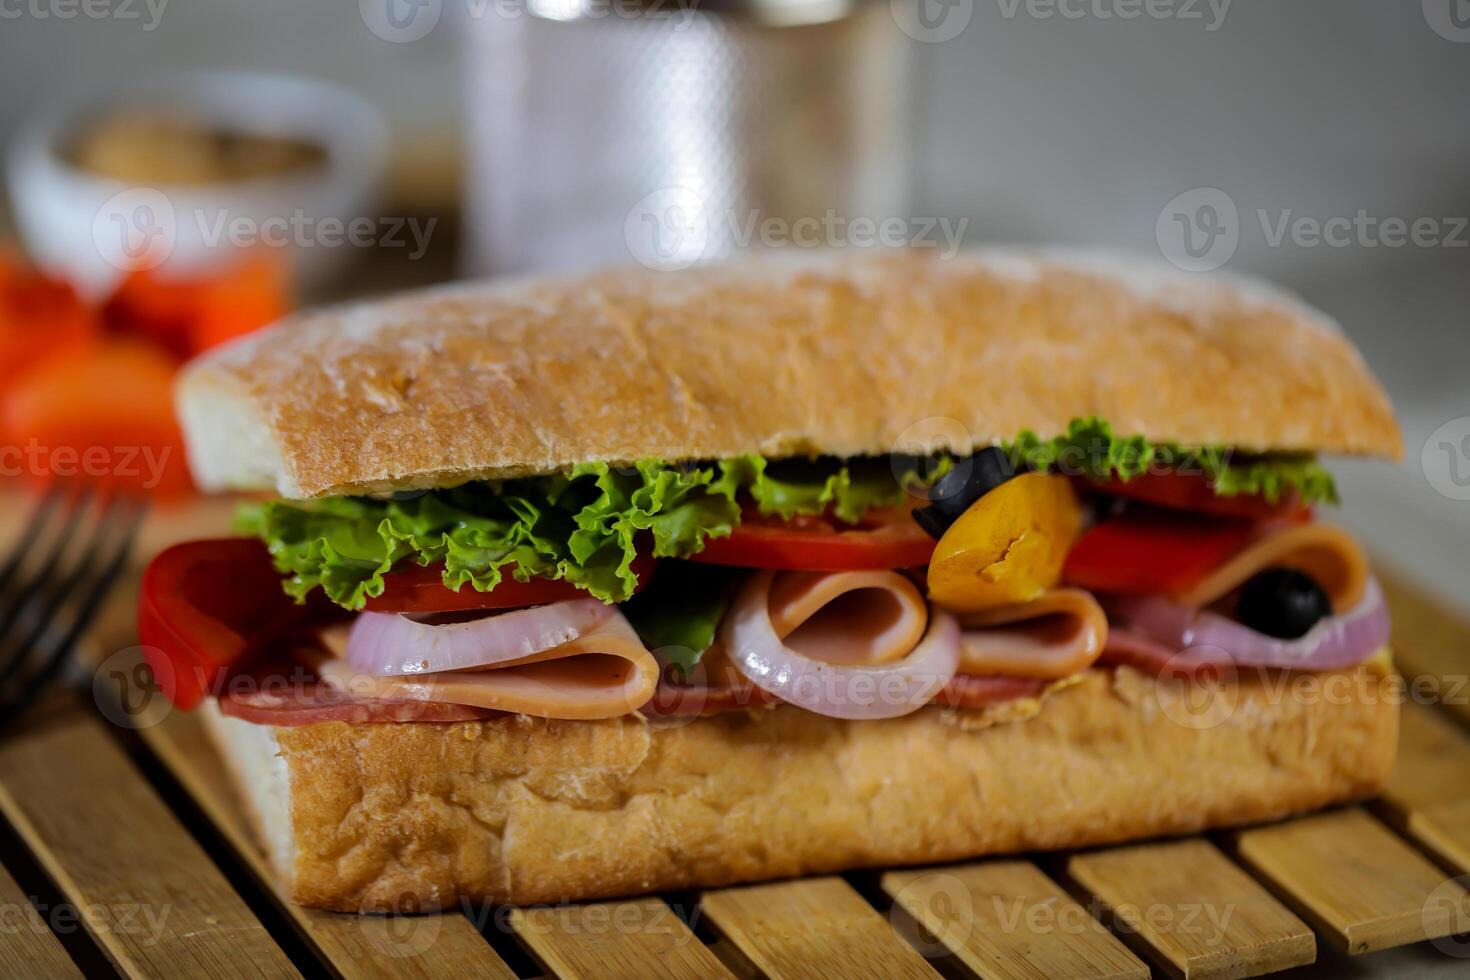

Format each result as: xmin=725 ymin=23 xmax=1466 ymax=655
xmin=642 ymin=673 xmax=1046 ymax=718
xmin=217 ymin=683 xmax=499 ymax=726
xmin=933 ymin=674 xmax=1048 ymax=709
xmin=1097 ymin=629 xmax=1221 ymax=679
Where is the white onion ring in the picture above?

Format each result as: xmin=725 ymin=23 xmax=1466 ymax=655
xmin=1105 ymin=576 xmax=1389 ymax=671
xmin=720 ymin=571 xmax=960 ymax=719
xmin=345 ymin=599 xmax=620 ymax=675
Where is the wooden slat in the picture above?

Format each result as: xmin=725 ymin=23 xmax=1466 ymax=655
xmin=511 ymin=897 xmax=732 ymax=980
xmin=1405 ymin=797 xmax=1470 ymax=875
xmin=701 ymin=876 xmax=938 ymax=980
xmin=1231 ymin=806 xmax=1470 ymax=954
xmin=140 ymin=706 xmax=516 ymax=980
xmin=0 ymin=714 xmax=299 ymax=978
xmin=1378 ymin=701 xmax=1470 ymax=874
xmin=883 ymin=861 xmax=1148 ymax=980
xmin=1067 ymin=838 xmax=1314 ymax=980
xmin=1378 ymin=563 xmax=1470 ymax=726
xmin=1384 ymin=701 xmax=1470 ymax=811
xmin=0 ymin=856 xmax=84 ymax=978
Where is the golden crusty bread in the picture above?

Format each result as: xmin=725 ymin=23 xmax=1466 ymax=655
xmin=177 ymin=249 xmax=1402 ymax=499
xmin=201 ymin=662 xmax=1398 ymax=912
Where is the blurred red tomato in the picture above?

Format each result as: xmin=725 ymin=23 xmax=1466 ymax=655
xmin=0 ymin=253 xmax=98 ymax=389
xmin=104 ymin=249 xmax=288 ymax=359
xmin=0 ymin=338 xmax=192 ymax=496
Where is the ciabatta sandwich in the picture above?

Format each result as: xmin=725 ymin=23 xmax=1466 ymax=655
xmin=139 ymin=249 xmax=1402 ymax=913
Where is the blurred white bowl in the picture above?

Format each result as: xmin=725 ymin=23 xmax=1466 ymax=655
xmin=6 ymin=70 xmax=388 ymax=299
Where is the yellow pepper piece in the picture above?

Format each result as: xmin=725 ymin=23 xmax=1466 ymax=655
xmin=926 ymin=472 xmax=1083 ymax=613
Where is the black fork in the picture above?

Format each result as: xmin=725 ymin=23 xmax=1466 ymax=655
xmin=0 ymin=485 xmax=147 ymax=728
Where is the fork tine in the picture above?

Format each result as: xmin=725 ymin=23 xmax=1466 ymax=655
xmin=0 ymin=484 xmax=65 ymax=598
xmin=0 ymin=484 xmax=91 ymax=640
xmin=0 ymin=496 xmax=147 ymax=727
xmin=0 ymin=491 xmax=122 ymax=689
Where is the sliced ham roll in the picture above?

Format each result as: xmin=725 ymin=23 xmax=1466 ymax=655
xmin=314 ymin=612 xmax=660 ymax=721
xmin=1176 ymin=522 xmax=1368 ymax=612
xmin=676 ymin=571 xmax=1099 ymax=716
xmin=955 ymin=588 xmax=1108 ymax=679
xmin=718 ymin=569 xmax=959 ymax=719
xmin=767 ymin=570 xmax=930 ymax=664
xmin=695 ymin=569 xmax=930 ymax=685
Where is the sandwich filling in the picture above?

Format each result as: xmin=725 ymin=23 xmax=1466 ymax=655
xmin=138 ymin=418 xmax=1387 ymax=725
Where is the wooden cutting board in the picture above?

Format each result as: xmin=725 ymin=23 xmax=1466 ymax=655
xmin=0 ymin=552 xmax=1465 ymax=979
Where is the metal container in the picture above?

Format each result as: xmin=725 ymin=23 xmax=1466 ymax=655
xmin=460 ymin=0 xmax=912 ymax=276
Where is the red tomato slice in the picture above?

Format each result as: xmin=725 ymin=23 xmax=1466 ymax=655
xmin=688 ymin=506 xmax=936 ymax=571
xmin=1084 ymin=473 xmax=1308 ymax=521
xmin=140 ymin=541 xmax=661 ymax=705
xmin=363 ymin=553 xmax=656 ymax=613
xmin=138 ymin=538 xmax=309 ymax=710
xmin=1062 ymin=507 xmax=1261 ymax=598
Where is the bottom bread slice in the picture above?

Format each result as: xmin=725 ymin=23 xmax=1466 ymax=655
xmin=201 ymin=662 xmax=1398 ymax=912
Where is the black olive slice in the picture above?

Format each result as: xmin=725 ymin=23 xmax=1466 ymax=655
xmin=911 ymin=504 xmax=951 ymax=540
xmin=1236 ymin=568 xmax=1332 ymax=639
xmin=928 ymin=447 xmax=1017 ymax=521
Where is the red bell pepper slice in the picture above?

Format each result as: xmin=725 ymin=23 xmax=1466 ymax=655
xmin=138 ymin=538 xmax=307 ymax=709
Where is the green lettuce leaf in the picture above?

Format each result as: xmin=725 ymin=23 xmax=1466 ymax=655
xmin=716 ymin=455 xmax=931 ymax=524
xmin=620 ymin=562 xmax=743 ymax=672
xmin=242 ymin=420 xmax=1338 ymax=612
xmin=240 ymin=455 xmax=920 ymax=610
xmin=1004 ymin=417 xmax=1337 ymax=505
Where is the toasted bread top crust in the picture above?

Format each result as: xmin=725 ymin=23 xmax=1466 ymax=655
xmin=177 ymin=249 xmax=1401 ymax=499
